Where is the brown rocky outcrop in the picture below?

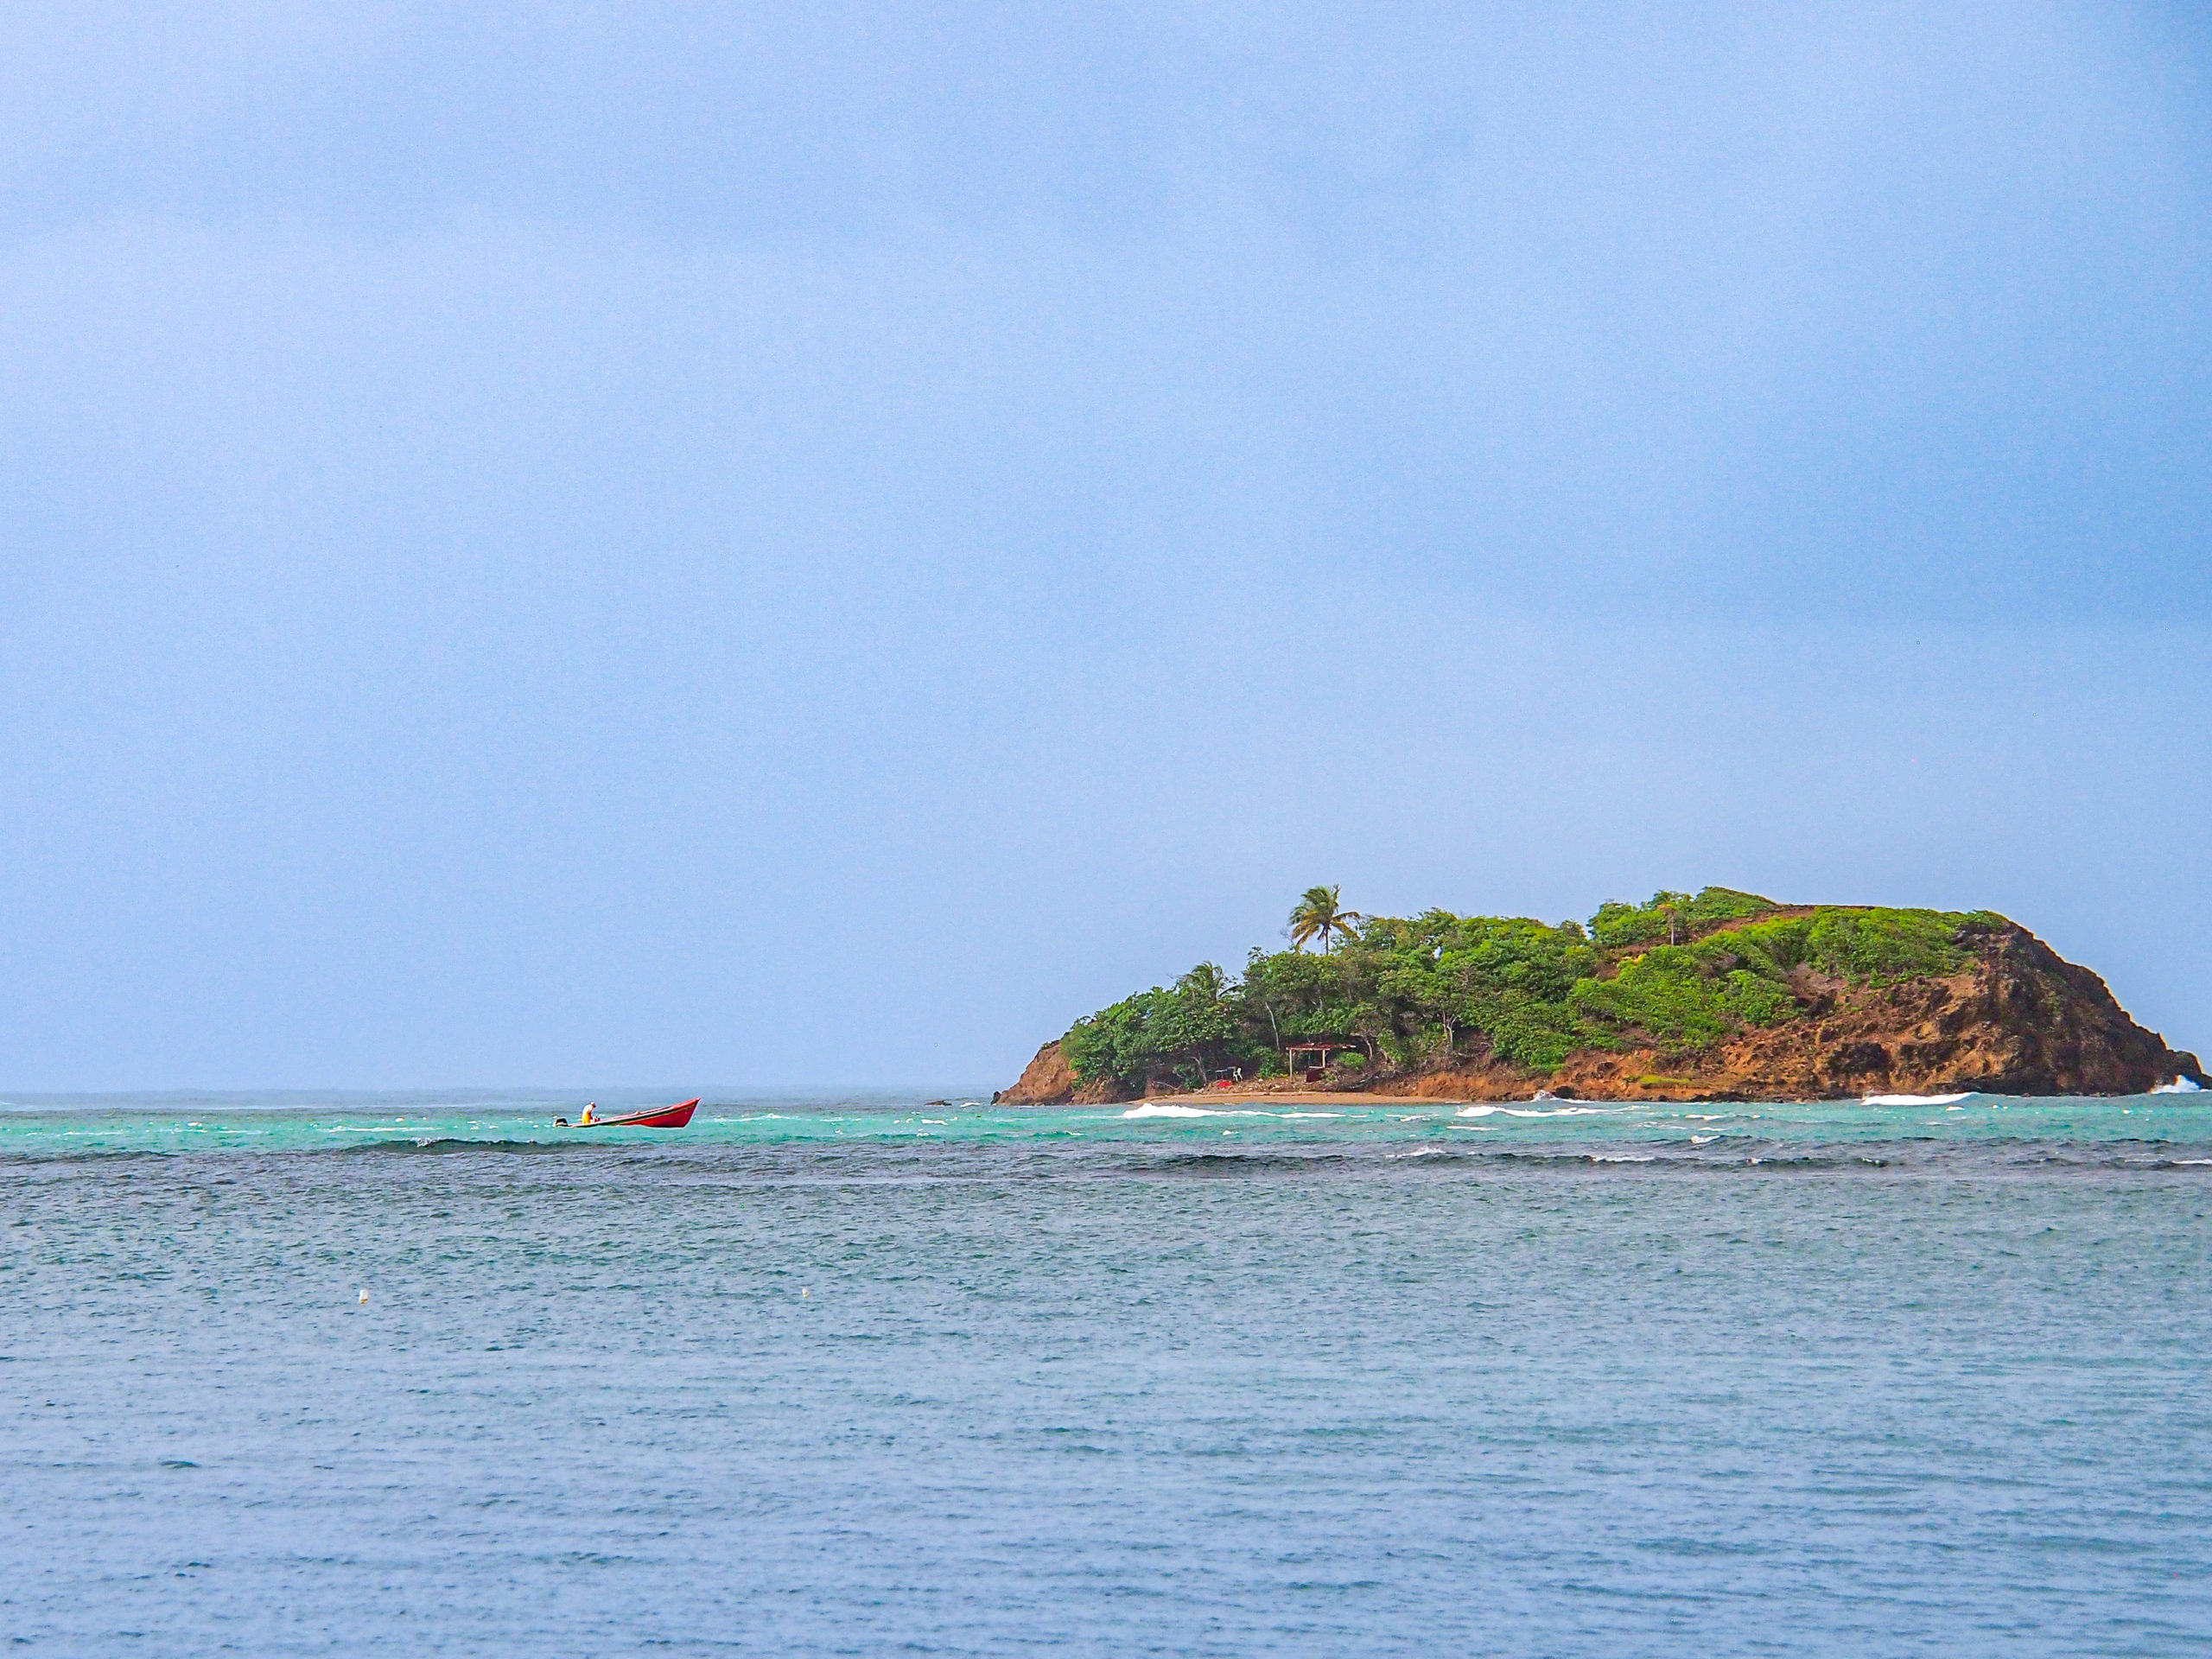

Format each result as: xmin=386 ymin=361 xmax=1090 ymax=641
xmin=1516 ymin=920 xmax=2199 ymax=1101
xmin=996 ymin=1039 xmax=1124 ymax=1106
xmin=1003 ymin=919 xmax=2202 ymax=1104
xmin=999 ymin=1039 xmax=1076 ymax=1103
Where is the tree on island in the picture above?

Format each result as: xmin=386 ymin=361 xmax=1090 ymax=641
xmin=1288 ymin=885 xmax=1363 ymax=954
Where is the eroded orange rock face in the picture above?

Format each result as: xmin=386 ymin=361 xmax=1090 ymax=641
xmin=997 ymin=1039 xmax=1125 ymax=1105
xmin=999 ymin=1039 xmax=1075 ymax=1103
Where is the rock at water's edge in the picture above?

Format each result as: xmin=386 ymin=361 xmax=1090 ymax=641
xmin=1000 ymin=1039 xmax=1076 ymax=1104
xmin=999 ymin=1038 xmax=1125 ymax=1106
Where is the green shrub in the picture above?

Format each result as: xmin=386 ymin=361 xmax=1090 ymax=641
xmin=1571 ymin=947 xmax=1748 ymax=1047
xmin=1709 ymin=907 xmax=1984 ymax=984
xmin=1588 ymin=887 xmax=1776 ymax=947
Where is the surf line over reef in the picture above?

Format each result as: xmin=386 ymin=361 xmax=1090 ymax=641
xmin=1001 ymin=887 xmax=2205 ymax=1105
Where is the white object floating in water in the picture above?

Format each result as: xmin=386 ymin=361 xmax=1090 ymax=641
xmin=2152 ymin=1075 xmax=2205 ymax=1095
xmin=800 ymin=1287 xmax=809 ymax=1298
xmin=357 ymin=1288 xmax=369 ymax=1305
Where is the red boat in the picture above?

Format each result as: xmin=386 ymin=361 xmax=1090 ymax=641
xmin=556 ymin=1098 xmax=700 ymax=1129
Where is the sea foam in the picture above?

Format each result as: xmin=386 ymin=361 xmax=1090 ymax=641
xmin=1118 ymin=1103 xmax=1278 ymax=1119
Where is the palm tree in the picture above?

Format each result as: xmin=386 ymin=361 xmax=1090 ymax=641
xmin=1287 ymin=885 xmax=1363 ymax=954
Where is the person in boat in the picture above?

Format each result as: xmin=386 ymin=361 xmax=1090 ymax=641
xmin=578 ymin=1102 xmax=597 ymax=1125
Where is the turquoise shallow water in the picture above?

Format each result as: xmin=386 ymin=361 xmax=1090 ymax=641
xmin=3 ymin=1090 xmax=2210 ymax=1653
xmin=3 ymin=1087 xmax=2209 ymax=1163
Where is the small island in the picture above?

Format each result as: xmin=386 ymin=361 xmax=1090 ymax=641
xmin=1002 ymin=887 xmax=2204 ymax=1103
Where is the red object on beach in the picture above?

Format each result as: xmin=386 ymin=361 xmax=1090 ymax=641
xmin=569 ymin=1098 xmax=700 ymax=1129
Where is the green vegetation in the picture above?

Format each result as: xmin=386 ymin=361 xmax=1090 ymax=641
xmin=1060 ymin=887 xmax=2005 ymax=1096
xmin=1589 ymin=887 xmax=1771 ymax=947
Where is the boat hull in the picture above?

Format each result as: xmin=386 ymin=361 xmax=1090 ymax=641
xmin=568 ymin=1098 xmax=700 ymax=1129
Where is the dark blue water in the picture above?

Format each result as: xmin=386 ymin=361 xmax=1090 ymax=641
xmin=3 ymin=1093 xmax=2209 ymax=1653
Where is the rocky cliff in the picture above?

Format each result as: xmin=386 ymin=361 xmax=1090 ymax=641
xmin=1000 ymin=1039 xmax=1077 ymax=1104
xmin=999 ymin=1039 xmax=1123 ymax=1105
xmin=1414 ymin=919 xmax=2201 ymax=1102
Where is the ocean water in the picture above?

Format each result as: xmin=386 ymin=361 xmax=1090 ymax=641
xmin=3 ymin=1090 xmax=2209 ymax=1655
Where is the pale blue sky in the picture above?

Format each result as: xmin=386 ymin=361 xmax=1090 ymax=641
xmin=3 ymin=3 xmax=2207 ymax=1088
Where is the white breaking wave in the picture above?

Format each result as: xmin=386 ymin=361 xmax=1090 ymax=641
xmin=1862 ymin=1092 xmax=1974 ymax=1106
xmin=2151 ymin=1076 xmax=2205 ymax=1094
xmin=1118 ymin=1104 xmax=1344 ymax=1120
xmin=1457 ymin=1102 xmax=1614 ymax=1118
xmin=1119 ymin=1103 xmax=1277 ymax=1119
